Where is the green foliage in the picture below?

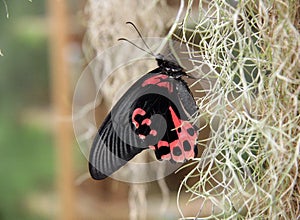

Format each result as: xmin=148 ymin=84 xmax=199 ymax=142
xmin=0 ymin=0 xmax=49 ymax=110
xmin=0 ymin=1 xmax=54 ymax=219
xmin=0 ymin=118 xmax=54 ymax=220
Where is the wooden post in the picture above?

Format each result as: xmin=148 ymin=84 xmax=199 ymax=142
xmin=47 ymin=0 xmax=75 ymax=219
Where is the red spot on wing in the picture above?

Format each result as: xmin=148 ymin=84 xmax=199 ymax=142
xmin=132 ymin=108 xmax=146 ymax=116
xmin=132 ymin=108 xmax=146 ymax=128
xmin=142 ymin=74 xmax=168 ymax=86
xmin=139 ymin=134 xmax=146 ymax=139
xmin=169 ymin=106 xmax=181 ymax=128
xmin=170 ymin=140 xmax=184 ymax=162
xmin=158 ymin=140 xmax=168 ymax=148
xmin=131 ymin=108 xmax=158 ymax=140
xmin=149 ymin=129 xmax=157 ymax=136
xmin=169 ymin=106 xmax=197 ymax=162
xmin=157 ymin=82 xmax=173 ymax=92
xmin=149 ymin=145 xmax=156 ymax=150
xmin=141 ymin=118 xmax=151 ymax=126
xmin=142 ymin=74 xmax=173 ymax=92
xmin=158 ymin=140 xmax=171 ymax=160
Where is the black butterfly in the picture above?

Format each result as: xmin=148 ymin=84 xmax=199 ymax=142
xmin=89 ymin=23 xmax=199 ymax=180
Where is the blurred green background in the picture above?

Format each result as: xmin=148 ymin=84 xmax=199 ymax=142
xmin=0 ymin=1 xmax=54 ymax=219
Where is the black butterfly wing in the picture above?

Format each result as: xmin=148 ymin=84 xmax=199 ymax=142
xmin=140 ymin=77 xmax=199 ymax=162
xmin=89 ymin=68 xmax=198 ymax=180
xmin=89 ymin=70 xmax=160 ymax=180
xmin=89 ymin=112 xmax=144 ymax=180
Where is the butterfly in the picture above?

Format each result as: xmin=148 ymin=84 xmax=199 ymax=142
xmin=89 ymin=23 xmax=199 ymax=180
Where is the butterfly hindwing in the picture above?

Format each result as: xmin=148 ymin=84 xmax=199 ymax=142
xmin=131 ymin=75 xmax=199 ymax=162
xmin=89 ymin=68 xmax=199 ymax=180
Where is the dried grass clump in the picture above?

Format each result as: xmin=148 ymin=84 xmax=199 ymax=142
xmin=176 ymin=0 xmax=300 ymax=219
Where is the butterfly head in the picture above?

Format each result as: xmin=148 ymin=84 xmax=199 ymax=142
xmin=155 ymin=53 xmax=188 ymax=78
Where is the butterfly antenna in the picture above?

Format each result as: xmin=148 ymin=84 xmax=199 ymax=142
xmin=119 ymin=22 xmax=155 ymax=56
xmin=126 ymin=22 xmax=154 ymax=54
xmin=118 ymin=38 xmax=154 ymax=57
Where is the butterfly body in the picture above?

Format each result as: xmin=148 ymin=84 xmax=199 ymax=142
xmin=89 ymin=55 xmax=198 ymax=180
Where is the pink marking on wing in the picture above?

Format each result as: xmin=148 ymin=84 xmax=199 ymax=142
xmin=157 ymin=140 xmax=171 ymax=161
xmin=132 ymin=108 xmax=146 ymax=128
xmin=169 ymin=106 xmax=197 ymax=161
xmin=184 ymin=148 xmax=195 ymax=159
xmin=149 ymin=145 xmax=156 ymax=150
xmin=139 ymin=134 xmax=146 ymax=139
xmin=132 ymin=121 xmax=139 ymax=128
xmin=179 ymin=122 xmax=197 ymax=160
xmin=158 ymin=140 xmax=168 ymax=149
xmin=141 ymin=118 xmax=151 ymax=126
xmin=142 ymin=74 xmax=168 ymax=87
xmin=142 ymin=75 xmax=173 ymax=93
xmin=169 ymin=106 xmax=181 ymax=128
xmin=132 ymin=108 xmax=146 ymax=117
xmin=149 ymin=129 xmax=157 ymax=136
xmin=157 ymin=82 xmax=173 ymax=92
xmin=170 ymin=140 xmax=185 ymax=162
